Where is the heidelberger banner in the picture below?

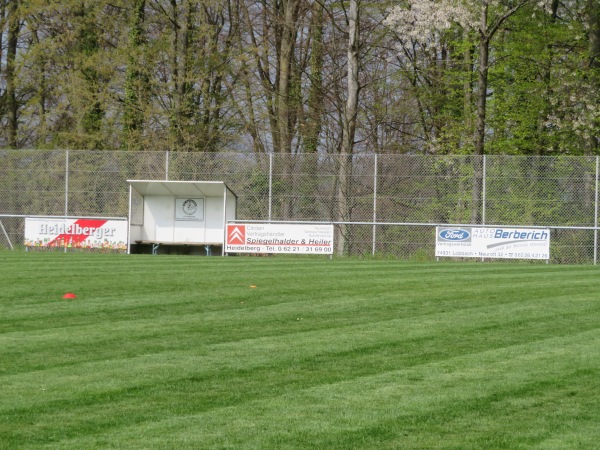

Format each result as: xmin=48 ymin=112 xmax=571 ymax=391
xmin=435 ymin=226 xmax=550 ymax=260
xmin=25 ymin=217 xmax=128 ymax=250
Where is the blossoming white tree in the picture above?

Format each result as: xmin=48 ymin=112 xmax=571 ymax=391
xmin=386 ymin=0 xmax=553 ymax=222
xmin=385 ymin=0 xmax=542 ymax=156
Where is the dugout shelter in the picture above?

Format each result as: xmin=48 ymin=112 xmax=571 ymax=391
xmin=127 ymin=180 xmax=237 ymax=255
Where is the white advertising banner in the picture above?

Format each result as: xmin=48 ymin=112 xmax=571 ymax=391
xmin=25 ymin=217 xmax=128 ymax=250
xmin=225 ymin=223 xmax=334 ymax=254
xmin=435 ymin=226 xmax=550 ymax=260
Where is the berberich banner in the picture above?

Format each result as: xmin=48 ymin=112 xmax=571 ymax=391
xmin=435 ymin=226 xmax=550 ymax=260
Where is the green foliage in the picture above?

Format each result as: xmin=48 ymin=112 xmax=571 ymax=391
xmin=0 ymin=0 xmax=597 ymax=154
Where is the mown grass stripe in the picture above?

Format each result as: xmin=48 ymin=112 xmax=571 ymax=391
xmin=1 ymin=252 xmax=600 ymax=449
xmin=33 ymin=329 xmax=600 ymax=449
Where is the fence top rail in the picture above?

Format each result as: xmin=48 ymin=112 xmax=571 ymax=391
xmin=0 ymin=214 xmax=127 ymax=220
xmin=10 ymin=217 xmax=592 ymax=231
xmin=228 ymin=219 xmax=599 ymax=231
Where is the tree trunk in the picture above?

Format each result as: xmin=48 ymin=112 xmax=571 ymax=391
xmin=305 ymin=1 xmax=324 ymax=154
xmin=170 ymin=0 xmax=192 ymax=150
xmin=474 ymin=6 xmax=489 ymax=157
xmin=31 ymin=25 xmax=48 ymax=147
xmin=472 ymin=4 xmax=490 ymax=224
xmin=6 ymin=0 xmax=19 ymax=148
xmin=276 ymin=0 xmax=299 ymax=155
xmin=587 ymin=0 xmax=600 ymax=154
xmin=0 ymin=0 xmax=5 ymax=89
xmin=276 ymin=0 xmax=300 ymax=218
xmin=124 ymin=0 xmax=147 ymax=151
xmin=587 ymin=0 xmax=600 ymax=70
xmin=300 ymin=1 xmax=326 ymax=218
xmin=463 ymin=31 xmax=475 ymax=151
xmin=75 ymin=4 xmax=103 ymax=146
xmin=336 ymin=0 xmax=360 ymax=256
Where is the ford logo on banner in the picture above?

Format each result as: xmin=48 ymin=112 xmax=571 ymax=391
xmin=439 ymin=229 xmax=471 ymax=241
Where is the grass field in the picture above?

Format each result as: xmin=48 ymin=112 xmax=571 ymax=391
xmin=1 ymin=252 xmax=600 ymax=449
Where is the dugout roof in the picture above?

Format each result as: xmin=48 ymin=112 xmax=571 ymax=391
xmin=127 ymin=180 xmax=237 ymax=199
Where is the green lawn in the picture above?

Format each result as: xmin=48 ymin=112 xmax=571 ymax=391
xmin=1 ymin=252 xmax=600 ymax=449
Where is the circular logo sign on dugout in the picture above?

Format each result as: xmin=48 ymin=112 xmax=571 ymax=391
xmin=175 ymin=198 xmax=204 ymax=221
xmin=182 ymin=199 xmax=198 ymax=215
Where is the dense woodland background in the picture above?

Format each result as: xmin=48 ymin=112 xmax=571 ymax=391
xmin=0 ymin=0 xmax=598 ymax=156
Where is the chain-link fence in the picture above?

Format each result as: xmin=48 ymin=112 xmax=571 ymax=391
xmin=1 ymin=150 xmax=598 ymax=263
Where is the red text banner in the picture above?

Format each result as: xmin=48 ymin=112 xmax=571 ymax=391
xmin=25 ymin=217 xmax=128 ymax=250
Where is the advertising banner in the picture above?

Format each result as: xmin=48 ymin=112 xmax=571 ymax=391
xmin=25 ymin=217 xmax=128 ymax=250
xmin=435 ymin=226 xmax=550 ymax=260
xmin=226 ymin=223 xmax=334 ymax=254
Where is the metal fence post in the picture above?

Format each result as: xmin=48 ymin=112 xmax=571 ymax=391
xmin=268 ymin=152 xmax=273 ymax=221
xmin=64 ymin=149 xmax=70 ymax=253
xmin=0 ymin=220 xmax=14 ymax=250
xmin=482 ymin=154 xmax=487 ymax=226
xmin=165 ymin=150 xmax=170 ymax=180
xmin=595 ymin=156 xmax=599 ymax=265
xmin=372 ymin=153 xmax=378 ymax=256
xmin=65 ymin=149 xmax=69 ymax=217
xmin=480 ymin=155 xmax=487 ymax=262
